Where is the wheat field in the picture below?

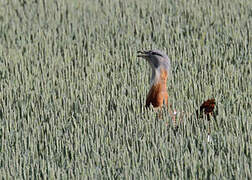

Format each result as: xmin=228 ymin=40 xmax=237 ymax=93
xmin=0 ymin=0 xmax=251 ymax=179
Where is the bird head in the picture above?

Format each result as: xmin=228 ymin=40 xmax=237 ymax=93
xmin=137 ymin=50 xmax=171 ymax=75
xmin=137 ymin=50 xmax=171 ymax=85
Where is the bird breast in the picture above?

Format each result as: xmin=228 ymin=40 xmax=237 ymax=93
xmin=146 ymin=68 xmax=168 ymax=108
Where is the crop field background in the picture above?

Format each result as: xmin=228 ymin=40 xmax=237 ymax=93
xmin=0 ymin=0 xmax=251 ymax=179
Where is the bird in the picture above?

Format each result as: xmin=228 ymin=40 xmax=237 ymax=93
xmin=196 ymin=98 xmax=216 ymax=142
xmin=137 ymin=50 xmax=176 ymax=124
xmin=137 ymin=49 xmax=216 ymax=130
xmin=137 ymin=50 xmax=171 ymax=109
xmin=196 ymin=98 xmax=216 ymax=121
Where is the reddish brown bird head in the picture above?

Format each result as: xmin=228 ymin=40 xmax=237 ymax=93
xmin=196 ymin=99 xmax=216 ymax=121
xmin=137 ymin=50 xmax=171 ymax=108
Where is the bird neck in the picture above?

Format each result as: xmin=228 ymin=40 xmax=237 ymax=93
xmin=151 ymin=68 xmax=168 ymax=90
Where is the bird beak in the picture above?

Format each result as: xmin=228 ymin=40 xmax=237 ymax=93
xmin=137 ymin=50 xmax=149 ymax=58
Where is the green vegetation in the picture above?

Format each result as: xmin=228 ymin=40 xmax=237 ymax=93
xmin=0 ymin=0 xmax=251 ymax=179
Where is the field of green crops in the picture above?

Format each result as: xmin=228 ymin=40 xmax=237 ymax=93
xmin=0 ymin=0 xmax=251 ymax=179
